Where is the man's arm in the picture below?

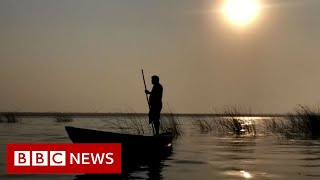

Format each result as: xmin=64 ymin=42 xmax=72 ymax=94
xmin=145 ymin=90 xmax=151 ymax=94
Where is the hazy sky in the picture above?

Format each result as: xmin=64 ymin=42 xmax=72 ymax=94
xmin=1 ymin=0 xmax=320 ymax=113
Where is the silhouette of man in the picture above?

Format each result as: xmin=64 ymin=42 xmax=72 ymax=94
xmin=145 ymin=75 xmax=163 ymax=135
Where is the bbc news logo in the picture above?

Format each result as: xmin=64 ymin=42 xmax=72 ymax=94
xmin=14 ymin=151 xmax=114 ymax=166
xmin=7 ymin=143 xmax=121 ymax=174
xmin=14 ymin=151 xmax=67 ymax=166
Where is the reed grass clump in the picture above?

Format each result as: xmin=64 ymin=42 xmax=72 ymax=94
xmin=0 ymin=113 xmax=20 ymax=123
xmin=106 ymin=109 xmax=152 ymax=135
xmin=160 ymin=109 xmax=183 ymax=137
xmin=55 ymin=116 xmax=73 ymax=122
xmin=105 ymin=107 xmax=183 ymax=137
xmin=265 ymin=105 xmax=320 ymax=139
xmin=192 ymin=106 xmax=256 ymax=136
xmin=223 ymin=106 xmax=256 ymax=135
xmin=192 ymin=117 xmax=214 ymax=132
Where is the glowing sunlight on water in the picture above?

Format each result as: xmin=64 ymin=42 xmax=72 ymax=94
xmin=240 ymin=170 xmax=252 ymax=178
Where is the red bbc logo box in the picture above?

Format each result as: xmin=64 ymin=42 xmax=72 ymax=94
xmin=6 ymin=143 xmax=121 ymax=174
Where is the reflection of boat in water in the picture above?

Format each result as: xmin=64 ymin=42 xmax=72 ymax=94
xmin=74 ymin=151 xmax=172 ymax=180
xmin=65 ymin=126 xmax=173 ymax=179
xmin=65 ymin=126 xmax=173 ymax=162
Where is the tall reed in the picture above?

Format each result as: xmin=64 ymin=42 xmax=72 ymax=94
xmin=192 ymin=117 xmax=214 ymax=132
xmin=105 ymin=106 xmax=183 ymax=137
xmin=264 ymin=105 xmax=320 ymax=139
xmin=106 ymin=108 xmax=152 ymax=135
xmin=192 ymin=106 xmax=256 ymax=136
xmin=160 ymin=107 xmax=183 ymax=137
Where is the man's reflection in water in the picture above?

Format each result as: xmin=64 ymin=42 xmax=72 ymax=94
xmin=74 ymin=151 xmax=172 ymax=180
xmin=147 ymin=158 xmax=165 ymax=180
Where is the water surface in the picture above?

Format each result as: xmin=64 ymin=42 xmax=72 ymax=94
xmin=0 ymin=116 xmax=319 ymax=180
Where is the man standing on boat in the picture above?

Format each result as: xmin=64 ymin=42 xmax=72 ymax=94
xmin=145 ymin=75 xmax=163 ymax=135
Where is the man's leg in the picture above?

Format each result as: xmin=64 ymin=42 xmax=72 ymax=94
xmin=149 ymin=108 xmax=161 ymax=135
xmin=154 ymin=120 xmax=160 ymax=135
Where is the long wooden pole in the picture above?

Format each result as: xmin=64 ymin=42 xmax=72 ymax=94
xmin=141 ymin=69 xmax=155 ymax=135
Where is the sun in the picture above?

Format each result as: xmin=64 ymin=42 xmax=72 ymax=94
xmin=223 ymin=0 xmax=261 ymax=26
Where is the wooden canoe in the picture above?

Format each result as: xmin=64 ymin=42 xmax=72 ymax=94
xmin=65 ymin=126 xmax=173 ymax=166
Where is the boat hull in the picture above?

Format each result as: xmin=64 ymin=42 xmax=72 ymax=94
xmin=65 ymin=126 xmax=173 ymax=167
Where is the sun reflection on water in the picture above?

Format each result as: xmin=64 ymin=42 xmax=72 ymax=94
xmin=240 ymin=170 xmax=252 ymax=178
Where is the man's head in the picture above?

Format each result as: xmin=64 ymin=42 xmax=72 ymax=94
xmin=151 ymin=75 xmax=160 ymax=85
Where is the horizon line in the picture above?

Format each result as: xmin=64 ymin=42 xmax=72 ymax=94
xmin=0 ymin=112 xmax=293 ymax=117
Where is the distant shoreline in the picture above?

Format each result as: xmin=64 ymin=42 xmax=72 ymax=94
xmin=0 ymin=112 xmax=290 ymax=117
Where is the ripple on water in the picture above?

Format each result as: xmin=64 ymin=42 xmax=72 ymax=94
xmin=172 ymin=160 xmax=206 ymax=165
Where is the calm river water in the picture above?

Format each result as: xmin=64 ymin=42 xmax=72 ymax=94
xmin=0 ymin=116 xmax=320 ymax=180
